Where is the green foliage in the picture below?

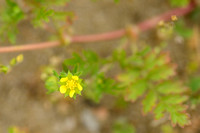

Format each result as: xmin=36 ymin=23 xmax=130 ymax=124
xmin=117 ymin=46 xmax=189 ymax=127
xmin=59 ymin=46 xmax=190 ymax=127
xmin=41 ymin=66 xmax=60 ymax=94
xmin=169 ymin=0 xmax=189 ymax=7
xmin=187 ymin=76 xmax=200 ymax=108
xmin=45 ymin=76 xmax=59 ymax=94
xmin=0 ymin=65 xmax=9 ymax=74
xmin=63 ymin=51 xmax=100 ymax=76
xmin=174 ymin=21 xmax=193 ymax=39
xmin=32 ymin=7 xmax=54 ymax=27
xmin=63 ymin=50 xmax=119 ymax=102
xmin=161 ymin=124 xmax=176 ymax=133
xmin=188 ymin=76 xmax=200 ymax=92
xmin=112 ymin=120 xmax=135 ymax=133
xmin=0 ymin=0 xmax=73 ymax=43
xmin=189 ymin=7 xmax=200 ymax=22
xmin=114 ymin=0 xmax=120 ymax=3
xmin=29 ymin=0 xmax=73 ymax=27
xmin=0 ymin=0 xmax=24 ymax=43
xmin=87 ymin=73 xmax=120 ymax=102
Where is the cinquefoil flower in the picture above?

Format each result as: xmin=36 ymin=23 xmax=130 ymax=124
xmin=59 ymin=72 xmax=83 ymax=98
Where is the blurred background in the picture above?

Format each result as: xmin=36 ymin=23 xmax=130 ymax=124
xmin=0 ymin=0 xmax=200 ymax=133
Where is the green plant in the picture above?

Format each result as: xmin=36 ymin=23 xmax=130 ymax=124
xmin=112 ymin=119 xmax=135 ymax=133
xmin=0 ymin=0 xmax=198 ymax=132
xmin=44 ymin=45 xmax=190 ymax=127
xmin=169 ymin=0 xmax=190 ymax=7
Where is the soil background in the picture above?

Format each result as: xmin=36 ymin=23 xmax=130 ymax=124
xmin=0 ymin=0 xmax=199 ymax=133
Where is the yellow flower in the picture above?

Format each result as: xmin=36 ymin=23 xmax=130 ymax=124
xmin=78 ymin=84 xmax=83 ymax=91
xmin=60 ymin=85 xmax=67 ymax=94
xmin=59 ymin=72 xmax=83 ymax=98
xmin=16 ymin=54 xmax=24 ymax=63
xmin=171 ymin=15 xmax=177 ymax=21
xmin=158 ymin=20 xmax=164 ymax=26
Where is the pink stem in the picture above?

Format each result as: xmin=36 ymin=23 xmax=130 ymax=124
xmin=0 ymin=2 xmax=195 ymax=53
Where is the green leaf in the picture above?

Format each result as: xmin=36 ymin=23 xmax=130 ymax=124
xmin=148 ymin=65 xmax=175 ymax=81
xmin=63 ymin=53 xmax=84 ymax=71
xmin=45 ymin=76 xmax=59 ymax=93
xmin=161 ymin=124 xmax=175 ymax=133
xmin=188 ymin=76 xmax=200 ymax=92
xmin=53 ymin=70 xmax=59 ymax=78
xmin=142 ymin=90 xmax=157 ymax=114
xmin=112 ymin=50 xmax=127 ymax=68
xmin=170 ymin=0 xmax=189 ymax=7
xmin=114 ymin=0 xmax=120 ymax=3
xmin=117 ymin=70 xmax=140 ymax=86
xmin=174 ymin=21 xmax=193 ymax=38
xmin=59 ymin=71 xmax=68 ymax=78
xmin=9 ymin=58 xmax=17 ymax=66
xmin=170 ymin=112 xmax=190 ymax=127
xmin=83 ymin=50 xmax=99 ymax=63
xmin=154 ymin=103 xmax=166 ymax=119
xmin=32 ymin=7 xmax=54 ymax=27
xmin=157 ymin=81 xmax=186 ymax=94
xmin=127 ymin=79 xmax=147 ymax=101
xmin=162 ymin=95 xmax=188 ymax=105
xmin=0 ymin=65 xmax=10 ymax=74
xmin=0 ymin=0 xmax=24 ymax=43
xmin=112 ymin=120 xmax=135 ymax=133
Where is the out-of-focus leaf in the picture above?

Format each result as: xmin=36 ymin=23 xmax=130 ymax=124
xmin=188 ymin=76 xmax=200 ymax=92
xmin=114 ymin=0 xmax=120 ymax=3
xmin=154 ymin=103 xmax=166 ymax=119
xmin=142 ymin=90 xmax=157 ymax=114
xmin=174 ymin=21 xmax=193 ymax=38
xmin=170 ymin=0 xmax=189 ymax=7
xmin=0 ymin=0 xmax=24 ymax=43
xmin=161 ymin=124 xmax=176 ymax=133
xmin=127 ymin=79 xmax=147 ymax=101
xmin=148 ymin=65 xmax=175 ymax=81
xmin=170 ymin=112 xmax=190 ymax=127
xmin=45 ymin=76 xmax=58 ymax=93
xmin=32 ymin=7 xmax=54 ymax=27
xmin=112 ymin=50 xmax=127 ymax=68
xmin=112 ymin=120 xmax=135 ymax=133
xmin=162 ymin=95 xmax=188 ymax=105
xmin=157 ymin=81 xmax=186 ymax=94
xmin=0 ymin=65 xmax=10 ymax=74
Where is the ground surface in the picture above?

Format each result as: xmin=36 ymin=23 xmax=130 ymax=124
xmin=0 ymin=0 xmax=199 ymax=133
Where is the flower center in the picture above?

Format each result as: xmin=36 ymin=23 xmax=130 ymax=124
xmin=66 ymin=79 xmax=77 ymax=90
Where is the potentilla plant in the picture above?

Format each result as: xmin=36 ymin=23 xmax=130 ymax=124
xmin=0 ymin=0 xmax=198 ymax=131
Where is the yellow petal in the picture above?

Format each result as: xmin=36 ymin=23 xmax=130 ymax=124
xmin=78 ymin=84 xmax=83 ymax=91
xmin=171 ymin=15 xmax=177 ymax=21
xmin=60 ymin=85 xmax=67 ymax=94
xmin=69 ymin=90 xmax=75 ymax=98
xmin=72 ymin=76 xmax=79 ymax=80
xmin=16 ymin=54 xmax=24 ymax=63
xmin=60 ymin=77 xmax=68 ymax=82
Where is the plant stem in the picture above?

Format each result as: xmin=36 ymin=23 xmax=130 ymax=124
xmin=0 ymin=2 xmax=196 ymax=53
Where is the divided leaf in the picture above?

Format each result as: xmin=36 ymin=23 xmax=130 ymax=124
xmin=118 ymin=46 xmax=190 ymax=127
xmin=45 ymin=76 xmax=59 ymax=94
xmin=126 ymin=79 xmax=147 ymax=101
xmin=142 ymin=90 xmax=157 ymax=114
